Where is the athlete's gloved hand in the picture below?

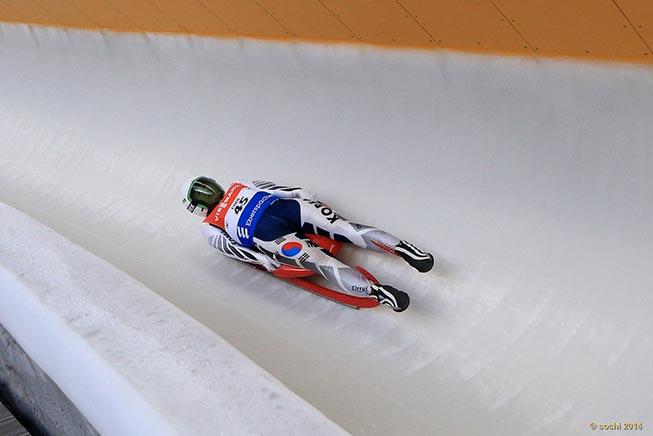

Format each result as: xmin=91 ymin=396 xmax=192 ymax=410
xmin=255 ymin=253 xmax=281 ymax=272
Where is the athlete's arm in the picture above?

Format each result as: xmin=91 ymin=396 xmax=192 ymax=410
xmin=201 ymin=223 xmax=279 ymax=271
xmin=245 ymin=180 xmax=317 ymax=200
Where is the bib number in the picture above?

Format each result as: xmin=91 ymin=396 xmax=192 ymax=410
xmin=233 ymin=196 xmax=249 ymax=215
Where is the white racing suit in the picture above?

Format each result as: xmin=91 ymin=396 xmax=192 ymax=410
xmin=201 ymin=180 xmax=405 ymax=296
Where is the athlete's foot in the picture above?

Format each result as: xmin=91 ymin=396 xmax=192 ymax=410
xmin=395 ymin=241 xmax=434 ymax=273
xmin=370 ymin=283 xmax=410 ymax=312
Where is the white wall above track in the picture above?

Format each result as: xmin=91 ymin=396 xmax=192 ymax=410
xmin=1 ymin=23 xmax=652 ymax=435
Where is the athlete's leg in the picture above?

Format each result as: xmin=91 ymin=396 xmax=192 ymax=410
xmin=254 ymin=200 xmax=411 ymax=310
xmin=254 ymin=232 xmax=375 ymax=296
xmin=294 ymin=199 xmax=434 ymax=273
xmin=256 ymin=198 xmax=396 ymax=250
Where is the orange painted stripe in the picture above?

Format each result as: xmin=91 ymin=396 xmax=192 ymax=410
xmin=0 ymin=0 xmax=651 ymax=64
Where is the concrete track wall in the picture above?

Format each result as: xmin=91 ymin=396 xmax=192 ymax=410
xmin=1 ymin=23 xmax=652 ymax=435
xmin=0 ymin=322 xmax=98 ymax=436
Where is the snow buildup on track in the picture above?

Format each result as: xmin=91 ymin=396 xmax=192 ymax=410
xmin=0 ymin=202 xmax=344 ymax=435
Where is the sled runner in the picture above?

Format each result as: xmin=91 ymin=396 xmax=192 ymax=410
xmin=263 ymin=234 xmax=381 ymax=309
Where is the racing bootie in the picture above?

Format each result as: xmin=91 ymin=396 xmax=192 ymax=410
xmin=395 ymin=241 xmax=434 ymax=273
xmin=370 ymin=284 xmax=410 ymax=312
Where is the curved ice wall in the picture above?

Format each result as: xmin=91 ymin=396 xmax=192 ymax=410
xmin=1 ymin=23 xmax=652 ymax=435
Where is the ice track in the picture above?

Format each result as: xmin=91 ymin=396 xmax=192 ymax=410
xmin=1 ymin=24 xmax=652 ymax=435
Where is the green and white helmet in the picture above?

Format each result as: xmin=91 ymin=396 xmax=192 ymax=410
xmin=182 ymin=176 xmax=225 ymax=217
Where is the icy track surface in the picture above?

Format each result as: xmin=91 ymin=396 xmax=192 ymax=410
xmin=1 ymin=24 xmax=652 ymax=435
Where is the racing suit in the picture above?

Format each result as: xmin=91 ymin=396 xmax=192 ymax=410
xmin=201 ymin=180 xmax=403 ymax=296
